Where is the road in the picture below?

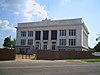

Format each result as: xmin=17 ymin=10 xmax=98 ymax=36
xmin=0 ymin=60 xmax=100 ymax=75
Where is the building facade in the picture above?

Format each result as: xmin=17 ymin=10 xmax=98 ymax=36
xmin=16 ymin=18 xmax=89 ymax=53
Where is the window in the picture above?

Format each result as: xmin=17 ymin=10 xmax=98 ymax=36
xmin=43 ymin=45 xmax=47 ymax=50
xmin=52 ymin=42 xmax=56 ymax=50
xmin=19 ymin=48 xmax=25 ymax=54
xmin=28 ymin=39 xmax=33 ymax=45
xmin=69 ymin=39 xmax=76 ymax=46
xmin=43 ymin=31 xmax=49 ymax=40
xmin=21 ymin=31 xmax=26 ymax=37
xmin=35 ymin=31 xmax=41 ymax=40
xmin=51 ymin=30 xmax=57 ymax=40
xmin=59 ymin=39 xmax=66 ymax=46
xmin=69 ymin=29 xmax=76 ymax=36
xmin=36 ymin=42 xmax=39 ymax=49
xmin=60 ymin=30 xmax=66 ymax=36
xmin=43 ymin=42 xmax=47 ymax=50
xmin=28 ymin=31 xmax=33 ymax=37
xmin=21 ymin=39 xmax=26 ymax=45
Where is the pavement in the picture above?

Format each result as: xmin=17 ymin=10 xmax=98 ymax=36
xmin=0 ymin=60 xmax=100 ymax=75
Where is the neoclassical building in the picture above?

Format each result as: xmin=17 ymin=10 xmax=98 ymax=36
xmin=16 ymin=18 xmax=89 ymax=53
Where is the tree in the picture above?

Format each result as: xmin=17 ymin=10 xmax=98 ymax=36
xmin=11 ymin=39 xmax=16 ymax=48
xmin=96 ymin=34 xmax=100 ymax=41
xmin=3 ymin=36 xmax=16 ymax=49
xmin=3 ymin=37 xmax=12 ymax=49
xmin=94 ymin=42 xmax=100 ymax=52
xmin=94 ymin=34 xmax=100 ymax=51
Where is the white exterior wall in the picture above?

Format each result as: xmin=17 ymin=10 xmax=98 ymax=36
xmin=16 ymin=18 xmax=89 ymax=53
xmin=82 ymin=26 xmax=88 ymax=49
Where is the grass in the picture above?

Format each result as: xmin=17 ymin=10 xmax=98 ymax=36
xmin=65 ymin=58 xmax=100 ymax=62
xmin=81 ymin=58 xmax=100 ymax=62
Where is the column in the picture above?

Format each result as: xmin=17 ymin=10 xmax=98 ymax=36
xmin=26 ymin=31 xmax=28 ymax=46
xmin=47 ymin=30 xmax=51 ymax=50
xmin=55 ymin=30 xmax=59 ymax=50
xmin=33 ymin=31 xmax=35 ymax=46
xmin=57 ymin=30 xmax=59 ymax=46
xmin=66 ymin=29 xmax=68 ymax=46
xmin=40 ymin=30 xmax=43 ymax=50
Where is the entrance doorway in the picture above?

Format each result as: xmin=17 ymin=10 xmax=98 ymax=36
xmin=52 ymin=42 xmax=56 ymax=50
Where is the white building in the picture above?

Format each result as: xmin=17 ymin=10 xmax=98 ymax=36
xmin=15 ymin=18 xmax=89 ymax=53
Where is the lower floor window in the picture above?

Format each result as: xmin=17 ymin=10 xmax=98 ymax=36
xmin=43 ymin=45 xmax=47 ymax=50
xmin=69 ymin=39 xmax=76 ymax=46
xmin=52 ymin=42 xmax=56 ymax=50
xmin=21 ymin=39 xmax=26 ymax=45
xmin=19 ymin=48 xmax=25 ymax=54
xmin=52 ymin=45 xmax=55 ymax=50
xmin=36 ymin=45 xmax=39 ymax=49
xmin=35 ymin=42 xmax=40 ymax=49
xmin=28 ymin=39 xmax=33 ymax=45
xmin=59 ymin=39 xmax=66 ymax=46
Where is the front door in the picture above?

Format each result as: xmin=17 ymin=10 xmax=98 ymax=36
xmin=52 ymin=42 xmax=56 ymax=50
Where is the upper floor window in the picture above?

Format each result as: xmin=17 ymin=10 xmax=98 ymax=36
xmin=60 ymin=30 xmax=66 ymax=36
xmin=35 ymin=31 xmax=41 ymax=40
xmin=21 ymin=31 xmax=26 ymax=37
xmin=69 ymin=39 xmax=76 ymax=46
xmin=28 ymin=39 xmax=33 ymax=45
xmin=43 ymin=31 xmax=49 ymax=40
xmin=59 ymin=39 xmax=66 ymax=46
xmin=28 ymin=31 xmax=33 ymax=37
xmin=51 ymin=30 xmax=57 ymax=40
xmin=69 ymin=29 xmax=76 ymax=36
xmin=21 ymin=39 xmax=26 ymax=45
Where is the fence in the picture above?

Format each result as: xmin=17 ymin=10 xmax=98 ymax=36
xmin=36 ymin=50 xmax=97 ymax=60
xmin=0 ymin=49 xmax=15 ymax=60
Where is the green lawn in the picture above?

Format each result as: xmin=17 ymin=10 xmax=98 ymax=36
xmin=65 ymin=58 xmax=100 ymax=62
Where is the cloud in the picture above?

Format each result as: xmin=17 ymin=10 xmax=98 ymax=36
xmin=14 ymin=12 xmax=20 ymax=15
xmin=0 ymin=20 xmax=16 ymax=32
xmin=60 ymin=0 xmax=68 ymax=5
xmin=0 ymin=0 xmax=48 ymax=22
xmin=60 ymin=0 xmax=88 ymax=5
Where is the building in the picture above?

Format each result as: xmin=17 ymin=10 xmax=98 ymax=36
xmin=15 ymin=18 xmax=89 ymax=53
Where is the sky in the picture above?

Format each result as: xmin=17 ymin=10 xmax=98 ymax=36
xmin=0 ymin=0 xmax=100 ymax=48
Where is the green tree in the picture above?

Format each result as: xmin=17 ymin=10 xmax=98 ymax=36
xmin=94 ymin=34 xmax=100 ymax=51
xmin=94 ymin=42 xmax=100 ymax=52
xmin=11 ymin=38 xmax=16 ymax=48
xmin=96 ymin=34 xmax=100 ymax=41
xmin=3 ymin=36 xmax=16 ymax=49
xmin=3 ymin=37 xmax=12 ymax=49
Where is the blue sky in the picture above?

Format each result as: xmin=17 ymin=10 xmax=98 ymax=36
xmin=0 ymin=0 xmax=100 ymax=48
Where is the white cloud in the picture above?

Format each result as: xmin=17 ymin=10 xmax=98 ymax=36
xmin=60 ymin=0 xmax=88 ymax=6
xmin=14 ymin=12 xmax=19 ymax=15
xmin=0 ymin=0 xmax=48 ymax=22
xmin=0 ymin=20 xmax=16 ymax=32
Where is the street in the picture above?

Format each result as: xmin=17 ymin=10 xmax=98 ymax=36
xmin=0 ymin=60 xmax=100 ymax=75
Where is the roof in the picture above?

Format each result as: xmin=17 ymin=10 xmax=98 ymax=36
xmin=17 ymin=18 xmax=83 ymax=27
xmin=16 ymin=18 xmax=89 ymax=34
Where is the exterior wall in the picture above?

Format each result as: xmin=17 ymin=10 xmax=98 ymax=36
xmin=0 ymin=49 xmax=15 ymax=60
xmin=82 ymin=24 xmax=89 ymax=49
xmin=16 ymin=18 xmax=89 ymax=53
xmin=36 ymin=50 xmax=95 ymax=60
